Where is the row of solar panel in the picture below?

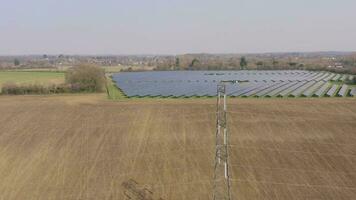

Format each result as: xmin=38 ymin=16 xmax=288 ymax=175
xmin=117 ymin=80 xmax=355 ymax=98
xmin=115 ymin=71 xmax=353 ymax=84
xmin=113 ymin=71 xmax=355 ymax=97
xmin=350 ymin=88 xmax=356 ymax=97
xmin=115 ymin=70 xmax=314 ymax=81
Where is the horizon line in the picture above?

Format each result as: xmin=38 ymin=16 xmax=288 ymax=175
xmin=0 ymin=50 xmax=355 ymax=57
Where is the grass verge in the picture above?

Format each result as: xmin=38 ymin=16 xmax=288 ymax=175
xmin=106 ymin=76 xmax=127 ymax=100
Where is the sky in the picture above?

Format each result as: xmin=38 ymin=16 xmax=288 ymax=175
xmin=1 ymin=0 xmax=356 ymax=55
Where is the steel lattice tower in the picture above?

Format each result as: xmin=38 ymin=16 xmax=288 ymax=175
xmin=213 ymin=83 xmax=232 ymax=200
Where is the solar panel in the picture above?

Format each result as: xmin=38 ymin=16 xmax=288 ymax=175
xmin=112 ymin=71 xmax=354 ymax=97
xmin=227 ymin=83 xmax=250 ymax=96
xmin=289 ymin=81 xmax=316 ymax=97
xmin=265 ymin=82 xmax=298 ymax=97
xmin=301 ymin=81 xmax=325 ymax=97
xmin=340 ymin=75 xmax=348 ymax=82
xmin=331 ymin=74 xmax=341 ymax=81
xmin=350 ymin=88 xmax=356 ymax=97
xmin=254 ymin=82 xmax=288 ymax=97
xmin=325 ymin=84 xmax=339 ymax=97
xmin=230 ymin=83 xmax=263 ymax=97
xmin=337 ymin=84 xmax=348 ymax=97
xmin=277 ymin=81 xmax=307 ymax=97
xmin=313 ymin=82 xmax=331 ymax=97
xmin=323 ymin=73 xmax=335 ymax=81
xmin=315 ymin=73 xmax=329 ymax=81
xmin=305 ymin=72 xmax=322 ymax=81
xmin=299 ymin=72 xmax=314 ymax=80
xmin=242 ymin=82 xmax=278 ymax=97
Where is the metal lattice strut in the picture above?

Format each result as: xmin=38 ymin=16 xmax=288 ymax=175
xmin=213 ymin=83 xmax=232 ymax=200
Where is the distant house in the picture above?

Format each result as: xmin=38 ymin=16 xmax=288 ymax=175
xmin=328 ymin=63 xmax=344 ymax=69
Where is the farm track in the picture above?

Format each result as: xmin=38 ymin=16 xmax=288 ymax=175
xmin=0 ymin=95 xmax=355 ymax=199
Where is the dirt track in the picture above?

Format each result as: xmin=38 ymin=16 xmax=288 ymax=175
xmin=0 ymin=95 xmax=355 ymax=199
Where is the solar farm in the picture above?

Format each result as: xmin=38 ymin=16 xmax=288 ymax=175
xmin=1 ymin=69 xmax=356 ymax=199
xmin=113 ymin=71 xmax=355 ymax=98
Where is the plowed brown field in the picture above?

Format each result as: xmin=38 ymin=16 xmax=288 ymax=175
xmin=0 ymin=95 xmax=355 ymax=200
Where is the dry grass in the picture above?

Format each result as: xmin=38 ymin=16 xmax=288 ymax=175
xmin=0 ymin=96 xmax=355 ymax=199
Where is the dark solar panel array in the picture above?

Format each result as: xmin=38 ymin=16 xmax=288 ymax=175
xmin=313 ymin=82 xmax=331 ymax=97
xmin=315 ymin=73 xmax=328 ymax=81
xmin=254 ymin=82 xmax=289 ymax=97
xmin=113 ymin=71 xmax=354 ymax=98
xmin=325 ymin=85 xmax=339 ymax=97
xmin=337 ymin=84 xmax=348 ymax=97
xmin=340 ymin=75 xmax=348 ymax=82
xmin=331 ymin=74 xmax=341 ymax=81
xmin=301 ymin=81 xmax=324 ymax=97
xmin=265 ymin=82 xmax=298 ymax=97
xmin=323 ymin=73 xmax=336 ymax=81
xmin=289 ymin=81 xmax=316 ymax=97
xmin=350 ymin=88 xmax=356 ymax=97
xmin=277 ymin=81 xmax=307 ymax=97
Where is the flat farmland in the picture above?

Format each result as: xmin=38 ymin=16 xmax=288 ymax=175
xmin=0 ymin=95 xmax=356 ymax=199
xmin=0 ymin=71 xmax=65 ymax=88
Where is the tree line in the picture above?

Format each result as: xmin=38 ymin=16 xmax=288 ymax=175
xmin=152 ymin=54 xmax=356 ymax=75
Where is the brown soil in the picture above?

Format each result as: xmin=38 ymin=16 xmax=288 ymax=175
xmin=0 ymin=95 xmax=355 ymax=199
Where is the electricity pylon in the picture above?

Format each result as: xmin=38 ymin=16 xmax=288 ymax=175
xmin=213 ymin=82 xmax=232 ymax=200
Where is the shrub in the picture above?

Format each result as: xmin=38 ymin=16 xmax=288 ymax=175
xmin=1 ymin=82 xmax=19 ymax=95
xmin=48 ymin=83 xmax=71 ymax=94
xmin=65 ymin=64 xmax=106 ymax=92
xmin=1 ymin=82 xmax=73 ymax=95
xmin=2 ymin=82 xmax=44 ymax=95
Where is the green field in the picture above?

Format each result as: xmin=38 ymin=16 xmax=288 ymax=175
xmin=0 ymin=71 xmax=65 ymax=88
xmin=106 ymin=76 xmax=126 ymax=100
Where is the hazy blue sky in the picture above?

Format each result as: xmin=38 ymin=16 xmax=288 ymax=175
xmin=1 ymin=0 xmax=356 ymax=55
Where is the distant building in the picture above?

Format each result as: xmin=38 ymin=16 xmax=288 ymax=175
xmin=328 ymin=63 xmax=344 ymax=69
